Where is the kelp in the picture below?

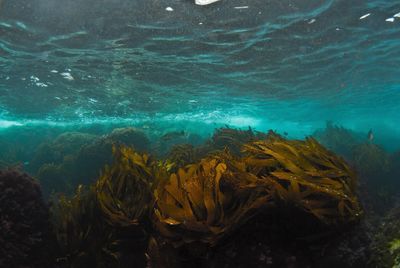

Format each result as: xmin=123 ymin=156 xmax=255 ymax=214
xmin=51 ymin=185 xmax=120 ymax=268
xmin=313 ymin=121 xmax=361 ymax=159
xmin=51 ymin=145 xmax=154 ymax=267
xmin=153 ymin=154 xmax=270 ymax=248
xmin=243 ymin=136 xmax=362 ymax=225
xmin=166 ymin=144 xmax=197 ymax=172
xmin=49 ymin=131 xmax=364 ymax=266
xmin=96 ymin=145 xmax=153 ymax=228
xmin=210 ymin=127 xmax=268 ymax=156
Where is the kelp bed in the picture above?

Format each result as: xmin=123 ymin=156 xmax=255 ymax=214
xmin=48 ymin=128 xmax=363 ymax=268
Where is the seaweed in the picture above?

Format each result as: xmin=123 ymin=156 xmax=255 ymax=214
xmin=153 ymin=154 xmax=270 ymax=250
xmin=51 ymin=145 xmax=155 ymax=268
xmin=51 ymin=185 xmax=120 ymax=268
xmin=209 ymin=127 xmax=268 ymax=156
xmin=243 ymin=136 xmax=362 ymax=225
xmin=313 ymin=121 xmax=361 ymax=160
xmin=96 ymin=145 xmax=153 ymax=228
xmin=166 ymin=144 xmax=198 ymax=172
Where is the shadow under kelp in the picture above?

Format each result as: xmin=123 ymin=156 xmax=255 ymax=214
xmin=0 ymin=169 xmax=53 ymax=268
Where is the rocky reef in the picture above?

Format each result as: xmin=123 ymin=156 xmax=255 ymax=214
xmin=0 ymin=169 xmax=52 ymax=268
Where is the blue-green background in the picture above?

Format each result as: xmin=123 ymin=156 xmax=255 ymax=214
xmin=1 ymin=0 xmax=400 ymax=150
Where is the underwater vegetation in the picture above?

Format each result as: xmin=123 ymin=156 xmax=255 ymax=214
xmin=51 ymin=145 xmax=159 ymax=268
xmin=0 ymin=169 xmax=51 ymax=268
xmin=34 ymin=127 xmax=150 ymax=196
xmin=314 ymin=123 xmax=400 ymax=212
xmin=49 ymin=128 xmax=363 ymax=267
xmin=313 ymin=121 xmax=362 ymax=160
xmin=242 ymin=136 xmax=362 ymax=225
xmin=208 ymin=126 xmax=268 ymax=156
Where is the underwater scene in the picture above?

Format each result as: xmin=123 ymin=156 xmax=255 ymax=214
xmin=1 ymin=0 xmax=400 ymax=267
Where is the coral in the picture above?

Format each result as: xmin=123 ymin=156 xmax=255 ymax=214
xmin=0 ymin=169 xmax=51 ymax=268
xmin=243 ymin=136 xmax=362 ymax=225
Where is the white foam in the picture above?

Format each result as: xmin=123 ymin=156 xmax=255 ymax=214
xmin=60 ymin=72 xmax=74 ymax=81
xmin=195 ymin=0 xmax=221 ymax=6
xmin=359 ymin=13 xmax=371 ymax=20
xmin=36 ymin=82 xmax=48 ymax=87
xmin=308 ymin=19 xmax=316 ymax=24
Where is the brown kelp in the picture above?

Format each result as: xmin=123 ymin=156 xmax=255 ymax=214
xmin=49 ymin=129 xmax=363 ymax=267
xmin=51 ymin=186 xmax=119 ymax=268
xmin=0 ymin=169 xmax=51 ymax=268
xmin=209 ymin=127 xmax=268 ymax=156
xmin=51 ymin=145 xmax=155 ymax=268
xmin=153 ymin=154 xmax=270 ymax=249
xmin=166 ymin=144 xmax=198 ymax=172
xmin=243 ymin=136 xmax=362 ymax=225
xmin=96 ymin=145 xmax=153 ymax=228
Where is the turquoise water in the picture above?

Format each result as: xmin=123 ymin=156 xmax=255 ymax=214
xmin=1 ymin=0 xmax=400 ymax=149
xmin=2 ymin=1 xmax=400 ymax=267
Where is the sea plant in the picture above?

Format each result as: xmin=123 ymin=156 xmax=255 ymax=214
xmin=95 ymin=145 xmax=153 ymax=228
xmin=166 ymin=144 xmax=197 ymax=172
xmin=51 ymin=185 xmax=119 ymax=268
xmin=153 ymin=154 xmax=270 ymax=249
xmin=210 ymin=127 xmax=268 ymax=156
xmin=243 ymin=136 xmax=362 ymax=225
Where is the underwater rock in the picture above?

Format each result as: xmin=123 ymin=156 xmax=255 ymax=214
xmin=0 ymin=169 xmax=51 ymax=268
xmin=369 ymin=202 xmax=400 ymax=267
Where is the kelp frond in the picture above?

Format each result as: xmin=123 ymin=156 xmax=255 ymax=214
xmin=153 ymin=154 xmax=270 ymax=248
xmin=95 ymin=145 xmax=153 ymax=228
xmin=51 ymin=185 xmax=118 ymax=268
xmin=210 ymin=127 xmax=268 ymax=156
xmin=243 ymin=137 xmax=362 ymax=224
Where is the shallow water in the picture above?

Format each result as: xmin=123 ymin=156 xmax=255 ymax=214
xmin=1 ymin=0 xmax=400 ymax=147
xmin=1 ymin=1 xmax=400 ymax=267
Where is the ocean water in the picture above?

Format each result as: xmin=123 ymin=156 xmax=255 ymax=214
xmin=1 ymin=0 xmax=400 ymax=144
xmin=1 ymin=0 xmax=400 ymax=267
